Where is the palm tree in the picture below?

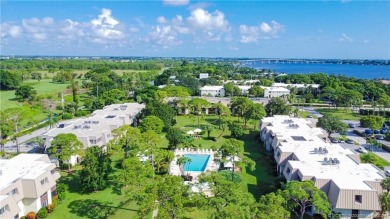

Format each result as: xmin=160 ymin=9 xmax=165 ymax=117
xmin=176 ymin=156 xmax=192 ymax=176
xmin=381 ymin=177 xmax=390 ymax=194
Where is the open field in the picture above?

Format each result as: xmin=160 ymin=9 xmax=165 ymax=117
xmin=0 ymin=79 xmax=69 ymax=110
xmin=316 ymin=108 xmax=361 ymax=120
xmin=29 ymin=69 xmax=149 ymax=78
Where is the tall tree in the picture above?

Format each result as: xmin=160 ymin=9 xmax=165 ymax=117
xmin=141 ymin=130 xmax=160 ymax=172
xmin=317 ymin=114 xmax=347 ymax=138
xmin=214 ymin=102 xmax=231 ymax=129
xmin=255 ymin=192 xmax=290 ymax=219
xmin=248 ymin=85 xmax=264 ymax=97
xmin=112 ymin=126 xmax=141 ymax=158
xmin=0 ymin=70 xmax=22 ymax=90
xmin=220 ymin=139 xmax=255 ymax=182
xmin=199 ymin=171 xmax=256 ymax=219
xmin=15 ymin=84 xmax=37 ymax=101
xmin=189 ymin=98 xmax=210 ymax=126
xmin=231 ymin=97 xmax=253 ymax=126
xmin=166 ymin=128 xmax=185 ymax=149
xmin=282 ymin=180 xmax=331 ymax=219
xmin=139 ymin=115 xmax=164 ymax=134
xmin=223 ymin=82 xmax=235 ymax=97
xmin=80 ymin=146 xmax=112 ymax=192
xmin=265 ymin=97 xmax=292 ymax=116
xmin=48 ymin=133 xmax=83 ymax=172
xmin=360 ymin=116 xmax=384 ymax=130
xmin=245 ymin=103 xmax=266 ymax=130
xmin=71 ymin=80 xmax=79 ymax=115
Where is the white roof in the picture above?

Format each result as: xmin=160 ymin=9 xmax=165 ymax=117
xmin=264 ymin=86 xmax=290 ymax=92
xmin=272 ymin=83 xmax=320 ymax=89
xmin=263 ymin=116 xmax=384 ymax=190
xmin=200 ymin=86 xmax=223 ymax=91
xmin=0 ymin=154 xmax=53 ymax=190
xmin=237 ymin=85 xmax=252 ymax=90
xmin=45 ymin=103 xmax=145 ymax=139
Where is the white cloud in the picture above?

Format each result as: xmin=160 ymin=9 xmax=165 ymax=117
xmin=239 ymin=20 xmax=284 ymax=43
xmin=90 ymin=8 xmax=124 ymax=40
xmin=163 ymin=0 xmax=190 ymax=6
xmin=0 ymin=23 xmax=21 ymax=38
xmin=157 ymin=16 xmax=167 ymax=24
xmin=148 ymin=25 xmax=182 ymax=48
xmin=187 ymin=8 xmax=230 ymax=31
xmin=260 ymin=22 xmax=272 ymax=33
xmin=363 ymin=39 xmax=369 ymax=43
xmin=339 ymin=33 xmax=353 ymax=42
xmin=22 ymin=17 xmax=55 ymax=41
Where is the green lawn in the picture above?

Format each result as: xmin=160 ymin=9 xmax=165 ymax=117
xmin=48 ymin=153 xmax=148 ymax=219
xmin=0 ymin=79 xmax=69 ymax=110
xmin=360 ymin=152 xmax=390 ymax=169
xmin=48 ymin=115 xmax=277 ymax=219
xmin=174 ymin=115 xmax=277 ymax=199
xmin=316 ymin=108 xmax=361 ymax=120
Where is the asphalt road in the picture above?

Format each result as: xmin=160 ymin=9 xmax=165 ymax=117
xmin=3 ymin=124 xmax=56 ymax=153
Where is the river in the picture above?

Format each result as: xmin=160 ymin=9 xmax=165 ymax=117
xmin=240 ymin=61 xmax=390 ymax=79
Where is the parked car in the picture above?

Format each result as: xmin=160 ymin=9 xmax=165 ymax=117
xmin=330 ymin=138 xmax=338 ymax=143
xmin=380 ymin=128 xmax=388 ymax=134
xmin=374 ymin=130 xmax=381 ymax=134
xmin=365 ymin=129 xmax=373 ymax=135
xmin=338 ymin=139 xmax=345 ymax=143
xmin=375 ymin=135 xmax=385 ymax=140
xmin=346 ymin=139 xmax=354 ymax=144
xmin=357 ymin=147 xmax=368 ymax=153
xmin=307 ymin=115 xmax=313 ymax=118
xmin=386 ymin=170 xmax=390 ymax=177
xmin=348 ymin=123 xmax=356 ymax=128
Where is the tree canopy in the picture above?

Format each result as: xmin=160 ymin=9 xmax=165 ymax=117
xmin=265 ymin=97 xmax=291 ymax=116
xmin=48 ymin=133 xmax=83 ymax=172
xmin=317 ymin=114 xmax=347 ymax=138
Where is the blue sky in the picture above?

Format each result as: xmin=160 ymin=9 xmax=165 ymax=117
xmin=1 ymin=0 xmax=389 ymax=59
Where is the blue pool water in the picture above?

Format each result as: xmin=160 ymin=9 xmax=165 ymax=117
xmin=184 ymin=154 xmax=210 ymax=172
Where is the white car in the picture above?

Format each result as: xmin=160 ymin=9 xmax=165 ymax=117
xmin=357 ymin=147 xmax=368 ymax=154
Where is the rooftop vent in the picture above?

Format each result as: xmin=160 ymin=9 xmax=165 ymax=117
xmin=314 ymin=147 xmax=328 ymax=154
xmin=291 ymin=136 xmax=306 ymax=141
xmin=83 ymin=125 xmax=90 ymax=129
xmin=58 ymin=124 xmax=65 ymax=128
xmin=323 ymin=157 xmax=340 ymax=165
xmin=92 ymin=121 xmax=99 ymax=124
xmin=105 ymin=115 xmax=116 ymax=119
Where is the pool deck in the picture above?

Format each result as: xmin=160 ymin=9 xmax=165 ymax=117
xmin=169 ymin=148 xmax=220 ymax=182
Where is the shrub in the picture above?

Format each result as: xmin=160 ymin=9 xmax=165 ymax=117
xmin=26 ymin=211 xmax=36 ymax=219
xmin=52 ymin=195 xmax=59 ymax=206
xmin=37 ymin=207 xmax=48 ymax=218
xmin=46 ymin=204 xmax=55 ymax=213
xmin=62 ymin=113 xmax=73 ymax=120
xmin=21 ymin=216 xmax=27 ymax=219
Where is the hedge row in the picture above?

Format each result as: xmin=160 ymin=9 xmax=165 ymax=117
xmin=359 ymin=109 xmax=390 ymax=117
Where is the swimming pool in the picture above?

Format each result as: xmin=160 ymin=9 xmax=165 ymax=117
xmin=184 ymin=154 xmax=210 ymax=172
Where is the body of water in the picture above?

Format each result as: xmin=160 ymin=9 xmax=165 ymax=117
xmin=241 ymin=61 xmax=390 ymax=79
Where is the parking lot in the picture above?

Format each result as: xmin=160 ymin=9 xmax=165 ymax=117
xmin=301 ymin=109 xmax=390 ymax=162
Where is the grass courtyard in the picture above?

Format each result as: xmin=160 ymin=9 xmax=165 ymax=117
xmin=316 ymin=108 xmax=361 ymax=120
xmin=49 ymin=115 xmax=277 ymax=219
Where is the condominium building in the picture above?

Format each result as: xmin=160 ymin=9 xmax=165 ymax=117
xmin=0 ymin=154 xmax=60 ymax=219
xmin=199 ymin=73 xmax=209 ymax=79
xmin=272 ymin=82 xmax=320 ymax=89
xmin=263 ymin=87 xmax=290 ymax=98
xmin=260 ymin=116 xmax=385 ymax=219
xmin=199 ymin=85 xmax=253 ymax=97
xmin=200 ymin=86 xmax=225 ymax=97
xmin=43 ymin=103 xmax=145 ymax=150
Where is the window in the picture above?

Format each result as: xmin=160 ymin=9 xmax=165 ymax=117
xmin=41 ymin=177 xmax=49 ymax=185
xmin=41 ymin=200 xmax=48 ymax=208
xmin=11 ymin=188 xmax=18 ymax=195
xmin=0 ymin=205 xmax=7 ymax=215
xmin=355 ymin=195 xmax=362 ymax=203
xmin=276 ymin=151 xmax=281 ymax=157
xmin=286 ymin=168 xmax=291 ymax=174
